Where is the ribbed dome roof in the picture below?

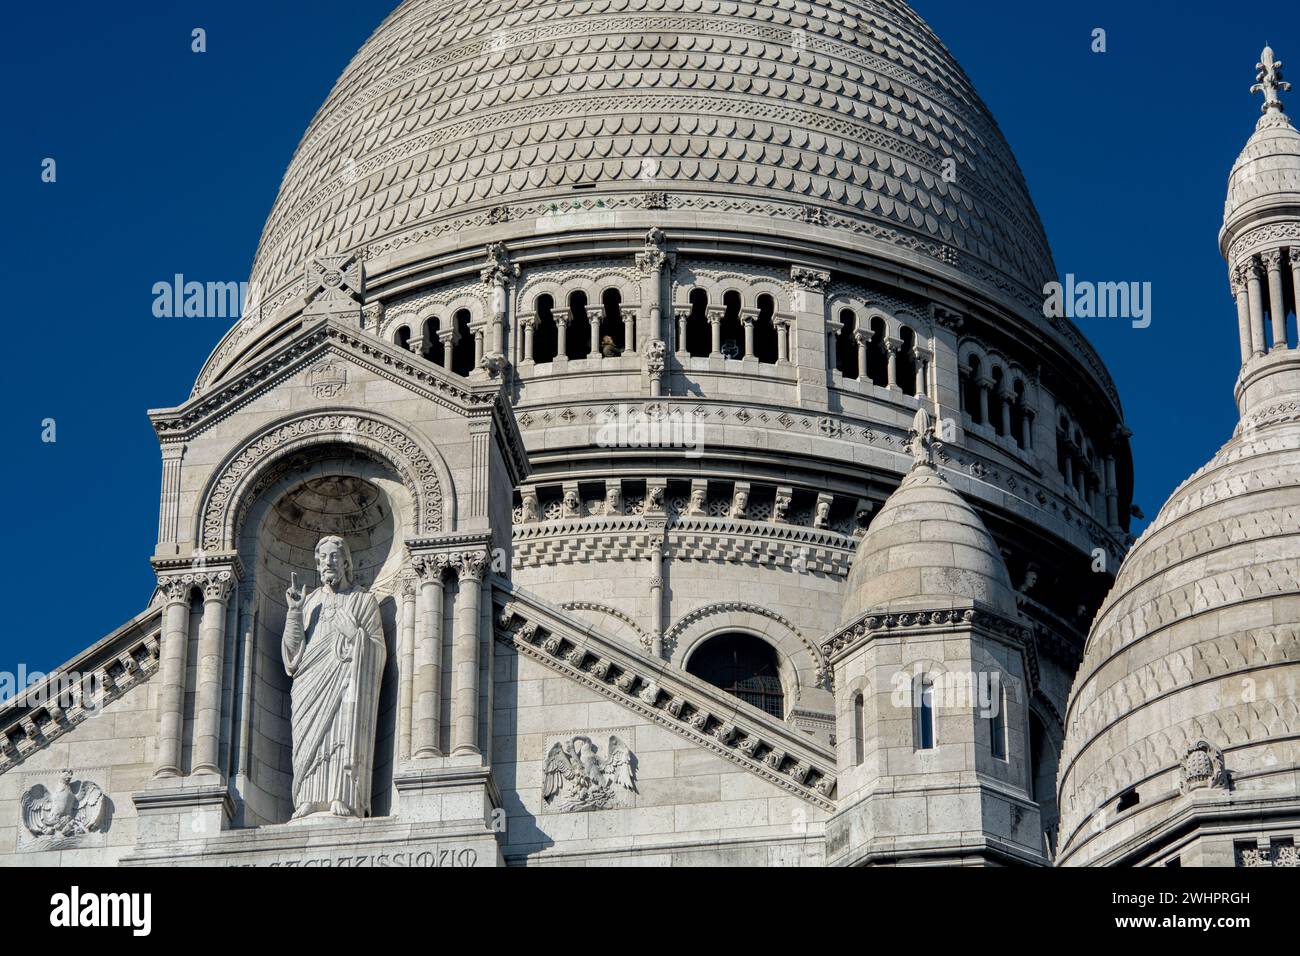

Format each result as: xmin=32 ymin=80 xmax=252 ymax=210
xmin=237 ymin=0 xmax=1054 ymax=330
xmin=1223 ymin=111 xmax=1300 ymax=223
xmin=838 ymin=462 xmax=1018 ymax=626
xmin=1056 ymin=415 xmax=1300 ymax=863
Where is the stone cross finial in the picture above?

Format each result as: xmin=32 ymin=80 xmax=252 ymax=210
xmin=1252 ymin=46 xmax=1291 ymax=114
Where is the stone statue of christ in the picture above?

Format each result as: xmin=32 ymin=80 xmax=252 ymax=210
xmin=282 ymin=535 xmax=386 ymax=820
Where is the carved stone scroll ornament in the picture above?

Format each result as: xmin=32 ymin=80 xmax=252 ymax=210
xmin=21 ymin=770 xmax=108 ymax=848
xmin=541 ymin=734 xmax=637 ymax=812
xmin=1179 ymin=739 xmax=1231 ymax=795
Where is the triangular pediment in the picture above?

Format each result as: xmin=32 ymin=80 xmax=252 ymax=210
xmin=148 ymin=318 xmax=526 ymax=477
xmin=493 ymin=583 xmax=838 ymax=809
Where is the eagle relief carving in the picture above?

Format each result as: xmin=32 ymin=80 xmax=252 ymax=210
xmin=542 ymin=734 xmax=637 ymax=812
xmin=20 ymin=770 xmax=108 ymax=850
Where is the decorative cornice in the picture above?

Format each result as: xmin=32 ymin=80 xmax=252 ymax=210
xmin=822 ymin=605 xmax=1031 ymax=662
xmin=0 ymin=608 xmax=163 ymax=777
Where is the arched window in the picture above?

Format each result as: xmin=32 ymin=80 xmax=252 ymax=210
xmin=898 ymin=326 xmax=917 ymax=396
xmin=600 ymin=288 xmax=624 ymax=355
xmin=686 ymin=288 xmax=710 ymax=357
xmin=686 ymin=632 xmax=784 ymax=718
xmin=533 ymin=295 xmax=558 ymax=364
xmin=450 ymin=309 xmax=475 ymax=377
xmin=567 ymin=290 xmax=591 ymax=359
xmin=720 ymin=290 xmax=744 ymax=359
xmin=853 ymin=692 xmax=866 ymax=766
xmin=754 ymin=294 xmax=779 ymax=364
xmin=393 ymin=325 xmax=411 ymax=351
xmin=915 ymin=674 xmax=935 ymax=750
xmin=867 ymin=316 xmax=888 ymax=387
xmin=835 ymin=309 xmax=859 ymax=378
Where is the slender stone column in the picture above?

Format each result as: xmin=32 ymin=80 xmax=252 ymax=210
xmin=473 ymin=328 xmax=485 ymax=369
xmin=854 ymin=330 xmax=869 ymax=381
xmin=622 ymin=308 xmax=636 ymax=355
xmin=438 ymin=331 xmax=454 ymax=368
xmin=397 ymin=573 xmax=417 ymax=762
xmin=451 ymin=550 xmax=488 ymax=755
xmin=1291 ymin=249 xmax=1300 ymax=338
xmin=555 ymin=310 xmax=570 ymax=358
xmin=589 ymin=312 xmax=602 ymax=359
xmin=914 ymin=347 xmax=932 ymax=399
xmin=675 ymin=309 xmax=688 ymax=355
xmin=1064 ymin=454 xmax=1075 ymax=492
xmin=885 ymin=337 xmax=901 ymax=389
xmin=1264 ymin=249 xmax=1288 ymax=350
xmin=776 ymin=319 xmax=791 ymax=364
xmin=636 ymin=229 xmax=672 ymax=354
xmin=193 ymin=569 xmax=235 ymax=775
xmin=1246 ymin=257 xmax=1268 ymax=356
xmin=998 ymin=389 xmax=1014 ymax=439
xmin=708 ymin=308 xmax=723 ymax=357
xmin=154 ymin=575 xmax=193 ymax=778
xmin=1021 ymin=407 xmax=1035 ymax=450
xmin=742 ymin=315 xmax=755 ymax=358
xmin=977 ymin=377 xmax=992 ymax=427
xmin=521 ymin=315 xmax=536 ymax=363
xmin=413 ymin=555 xmax=447 ymax=758
xmin=647 ymin=525 xmax=667 ymax=658
xmin=1231 ymin=264 xmax=1253 ymax=365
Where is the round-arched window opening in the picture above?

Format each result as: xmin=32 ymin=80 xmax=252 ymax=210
xmin=686 ymin=632 xmax=785 ymax=718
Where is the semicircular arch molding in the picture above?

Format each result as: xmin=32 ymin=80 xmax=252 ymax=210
xmin=197 ymin=409 xmax=455 ymax=552
xmin=668 ymin=602 xmax=830 ymax=702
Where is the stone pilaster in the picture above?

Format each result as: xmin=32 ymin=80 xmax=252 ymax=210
xmin=790 ymin=266 xmax=831 ymax=410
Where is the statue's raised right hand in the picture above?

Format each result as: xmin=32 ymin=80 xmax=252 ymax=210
xmin=286 ymin=572 xmax=310 ymax=611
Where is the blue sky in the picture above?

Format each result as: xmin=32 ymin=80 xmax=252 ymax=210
xmin=2 ymin=0 xmax=1296 ymax=675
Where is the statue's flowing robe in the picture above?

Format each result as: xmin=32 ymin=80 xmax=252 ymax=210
xmin=282 ymin=586 xmax=385 ymax=817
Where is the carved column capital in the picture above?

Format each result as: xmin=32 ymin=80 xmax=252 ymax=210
xmin=453 ymin=549 xmax=489 ymax=582
xmin=1261 ymin=248 xmax=1286 ymax=271
xmin=197 ymin=570 xmax=235 ymax=602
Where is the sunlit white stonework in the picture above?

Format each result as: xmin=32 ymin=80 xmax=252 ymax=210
xmin=0 ymin=2 xmax=1294 ymax=868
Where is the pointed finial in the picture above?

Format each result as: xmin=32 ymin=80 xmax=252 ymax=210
xmin=907 ymin=406 xmax=941 ymax=470
xmin=1252 ymin=46 xmax=1291 ymax=114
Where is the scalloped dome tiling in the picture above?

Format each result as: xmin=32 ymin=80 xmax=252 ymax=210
xmin=1056 ymin=417 xmax=1300 ymax=862
xmin=244 ymin=0 xmax=1055 ymax=319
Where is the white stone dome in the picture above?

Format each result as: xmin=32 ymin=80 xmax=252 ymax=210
xmin=1223 ymin=110 xmax=1300 ymax=225
xmin=1056 ymin=415 xmax=1300 ymax=865
xmin=252 ymin=0 xmax=1053 ymax=295
xmin=200 ymin=0 xmax=1062 ymax=389
xmin=838 ymin=462 xmax=1018 ymax=626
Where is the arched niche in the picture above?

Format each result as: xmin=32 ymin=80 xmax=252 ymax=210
xmin=230 ymin=446 xmax=414 ymax=827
